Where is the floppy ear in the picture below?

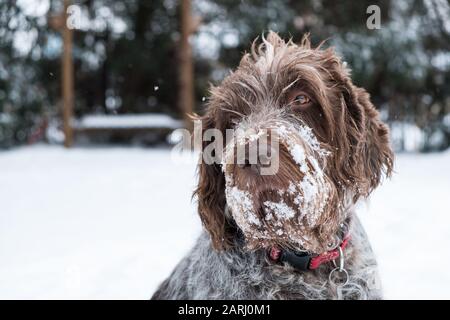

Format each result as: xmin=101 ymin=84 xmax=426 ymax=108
xmin=318 ymin=50 xmax=393 ymax=198
xmin=193 ymin=112 xmax=235 ymax=251
xmin=344 ymin=81 xmax=394 ymax=195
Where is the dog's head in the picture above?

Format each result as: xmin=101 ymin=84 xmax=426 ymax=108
xmin=195 ymin=32 xmax=393 ymax=253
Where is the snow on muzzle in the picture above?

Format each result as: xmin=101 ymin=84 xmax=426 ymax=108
xmin=222 ymin=121 xmax=339 ymax=253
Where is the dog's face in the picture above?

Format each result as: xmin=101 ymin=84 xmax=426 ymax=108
xmin=195 ymin=32 xmax=393 ymax=253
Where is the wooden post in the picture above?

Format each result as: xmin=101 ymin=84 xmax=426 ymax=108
xmin=179 ymin=0 xmax=197 ymax=132
xmin=49 ymin=0 xmax=74 ymax=147
xmin=62 ymin=0 xmax=74 ymax=147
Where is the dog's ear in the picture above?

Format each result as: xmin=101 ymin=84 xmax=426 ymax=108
xmin=193 ymin=112 xmax=235 ymax=251
xmin=343 ymin=80 xmax=394 ymax=196
xmin=316 ymin=50 xmax=393 ymax=197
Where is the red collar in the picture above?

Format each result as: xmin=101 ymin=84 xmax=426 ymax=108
xmin=268 ymin=235 xmax=351 ymax=271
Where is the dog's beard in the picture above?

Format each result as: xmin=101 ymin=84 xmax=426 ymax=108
xmin=223 ymin=122 xmax=344 ymax=253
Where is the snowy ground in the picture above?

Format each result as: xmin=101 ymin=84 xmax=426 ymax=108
xmin=0 ymin=145 xmax=449 ymax=299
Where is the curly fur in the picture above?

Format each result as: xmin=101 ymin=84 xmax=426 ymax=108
xmin=152 ymin=217 xmax=381 ymax=300
xmin=152 ymin=32 xmax=393 ymax=300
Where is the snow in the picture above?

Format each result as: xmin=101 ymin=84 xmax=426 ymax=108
xmin=17 ymin=0 xmax=50 ymax=17
xmin=290 ymin=144 xmax=308 ymax=172
xmin=359 ymin=150 xmax=450 ymax=299
xmin=221 ymin=121 xmax=333 ymax=250
xmin=225 ymin=186 xmax=261 ymax=229
xmin=74 ymin=114 xmax=183 ymax=130
xmin=0 ymin=145 xmax=200 ymax=299
xmin=264 ymin=201 xmax=296 ymax=220
xmin=0 ymin=145 xmax=449 ymax=299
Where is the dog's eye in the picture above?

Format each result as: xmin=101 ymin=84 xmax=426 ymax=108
xmin=288 ymin=91 xmax=313 ymax=111
xmin=293 ymin=94 xmax=310 ymax=105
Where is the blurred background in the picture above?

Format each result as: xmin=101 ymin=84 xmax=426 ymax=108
xmin=1 ymin=0 xmax=449 ymax=150
xmin=0 ymin=0 xmax=449 ymax=299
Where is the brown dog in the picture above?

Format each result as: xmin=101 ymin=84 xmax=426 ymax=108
xmin=152 ymin=32 xmax=393 ymax=300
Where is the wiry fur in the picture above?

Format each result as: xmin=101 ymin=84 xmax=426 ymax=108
xmin=152 ymin=217 xmax=382 ymax=300
xmin=152 ymin=32 xmax=393 ymax=300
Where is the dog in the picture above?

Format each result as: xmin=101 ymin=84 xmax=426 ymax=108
xmin=152 ymin=32 xmax=393 ymax=300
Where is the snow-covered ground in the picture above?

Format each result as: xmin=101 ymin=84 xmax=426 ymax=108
xmin=0 ymin=145 xmax=449 ymax=299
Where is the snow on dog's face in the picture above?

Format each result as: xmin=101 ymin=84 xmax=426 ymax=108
xmin=222 ymin=114 xmax=339 ymax=253
xmin=195 ymin=32 xmax=393 ymax=252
